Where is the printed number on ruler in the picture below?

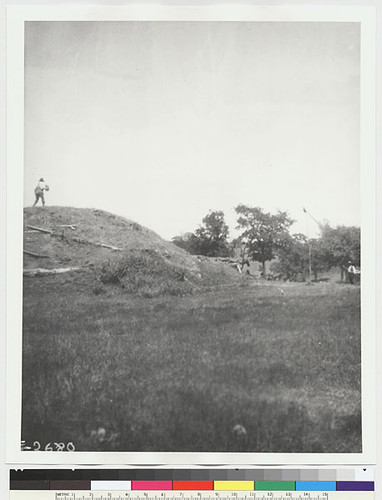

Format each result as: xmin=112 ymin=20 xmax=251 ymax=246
xmin=74 ymin=493 xmax=332 ymax=499
xmin=21 ymin=440 xmax=75 ymax=451
xmin=48 ymin=493 xmax=374 ymax=500
xmin=125 ymin=493 xmax=327 ymax=498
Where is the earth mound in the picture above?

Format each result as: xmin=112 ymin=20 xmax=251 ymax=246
xmin=23 ymin=207 xmax=242 ymax=296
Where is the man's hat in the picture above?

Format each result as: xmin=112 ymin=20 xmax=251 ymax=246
xmin=39 ymin=178 xmax=45 ymax=182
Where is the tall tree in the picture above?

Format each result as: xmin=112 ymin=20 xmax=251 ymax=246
xmin=309 ymin=237 xmax=332 ymax=280
xmin=193 ymin=210 xmax=230 ymax=257
xmin=235 ymin=205 xmax=295 ymax=277
xmin=270 ymin=233 xmax=309 ymax=281
xmin=173 ymin=210 xmax=230 ymax=257
xmin=318 ymin=224 xmax=360 ymax=280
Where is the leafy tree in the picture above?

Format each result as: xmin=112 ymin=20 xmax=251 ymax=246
xmin=270 ymin=234 xmax=332 ymax=282
xmin=235 ymin=205 xmax=295 ymax=277
xmin=173 ymin=211 xmax=231 ymax=257
xmin=270 ymin=233 xmax=309 ymax=281
xmin=270 ymin=225 xmax=360 ymax=282
xmin=317 ymin=224 xmax=360 ymax=280
xmin=309 ymin=237 xmax=332 ymax=280
xmin=193 ymin=210 xmax=230 ymax=257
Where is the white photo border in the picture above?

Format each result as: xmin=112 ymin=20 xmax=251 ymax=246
xmin=6 ymin=4 xmax=376 ymax=465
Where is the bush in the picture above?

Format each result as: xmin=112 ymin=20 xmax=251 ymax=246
xmin=92 ymin=284 xmax=106 ymax=295
xmin=98 ymin=250 xmax=194 ymax=298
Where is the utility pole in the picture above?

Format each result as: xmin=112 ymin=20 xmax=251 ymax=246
xmin=303 ymin=207 xmax=321 ymax=283
xmin=308 ymin=242 xmax=312 ymax=284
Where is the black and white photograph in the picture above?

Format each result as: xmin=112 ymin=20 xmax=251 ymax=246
xmin=6 ymin=6 xmax=376 ymax=463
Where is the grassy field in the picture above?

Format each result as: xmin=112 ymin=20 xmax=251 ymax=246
xmin=22 ymin=276 xmax=361 ymax=453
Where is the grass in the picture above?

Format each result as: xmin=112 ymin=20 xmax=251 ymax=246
xmin=21 ymin=276 xmax=361 ymax=453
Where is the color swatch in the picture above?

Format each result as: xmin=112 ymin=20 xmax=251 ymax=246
xmin=10 ymin=469 xmax=374 ymax=492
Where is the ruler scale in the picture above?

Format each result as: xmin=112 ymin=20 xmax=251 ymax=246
xmin=8 ymin=492 xmax=374 ymax=500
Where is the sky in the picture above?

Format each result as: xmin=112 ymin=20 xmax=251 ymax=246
xmin=24 ymin=21 xmax=360 ymax=240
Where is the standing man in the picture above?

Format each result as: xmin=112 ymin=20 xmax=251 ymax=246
xmin=347 ymin=261 xmax=356 ymax=284
xmin=33 ymin=178 xmax=47 ymax=206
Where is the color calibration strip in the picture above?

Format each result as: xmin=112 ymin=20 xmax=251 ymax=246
xmin=10 ymin=480 xmax=374 ymax=491
xmin=10 ymin=469 xmax=374 ymax=492
xmin=98 ymin=480 xmax=374 ymax=491
xmin=11 ymin=468 xmax=373 ymax=482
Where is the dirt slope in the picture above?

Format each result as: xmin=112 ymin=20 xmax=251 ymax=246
xmin=23 ymin=207 xmax=242 ymax=294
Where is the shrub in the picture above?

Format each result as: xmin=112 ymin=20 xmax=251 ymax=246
xmin=98 ymin=250 xmax=194 ymax=298
xmin=92 ymin=284 xmax=106 ymax=295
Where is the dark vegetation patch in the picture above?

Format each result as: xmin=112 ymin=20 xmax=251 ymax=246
xmin=98 ymin=250 xmax=194 ymax=298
